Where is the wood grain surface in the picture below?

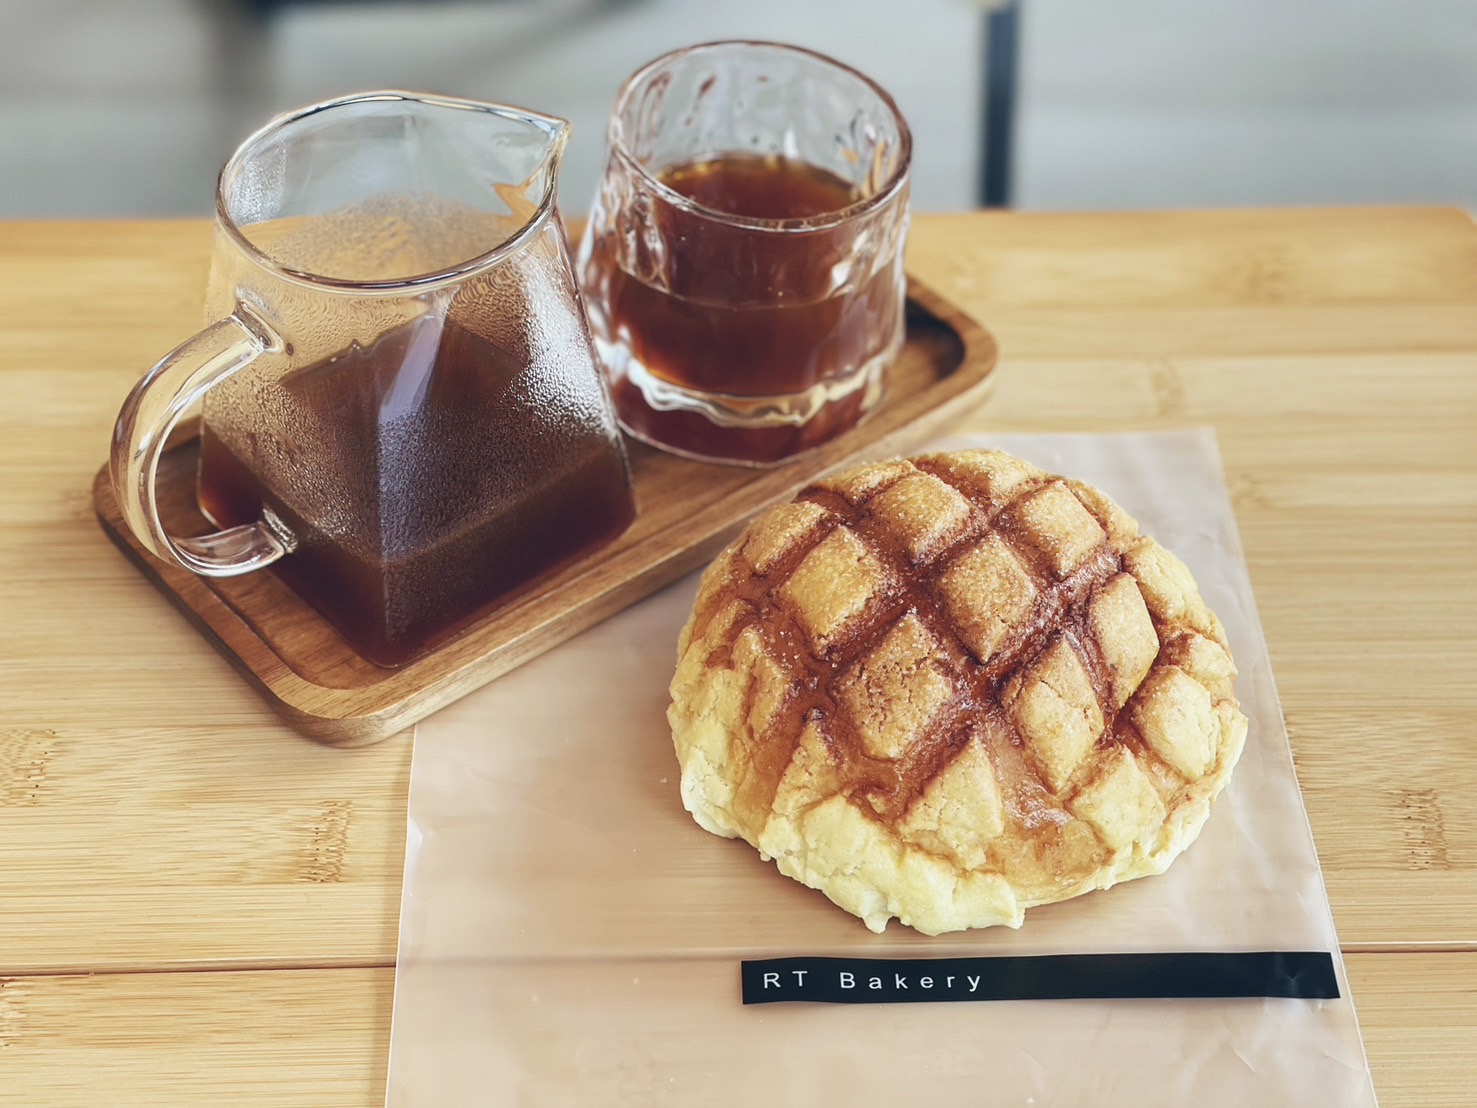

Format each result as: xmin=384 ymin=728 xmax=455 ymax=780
xmin=3 ymin=208 xmax=1475 ymax=1103
xmin=0 ymin=954 xmax=1472 ymax=1108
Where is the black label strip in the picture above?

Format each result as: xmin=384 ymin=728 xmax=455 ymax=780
xmin=741 ymin=952 xmax=1340 ymax=1005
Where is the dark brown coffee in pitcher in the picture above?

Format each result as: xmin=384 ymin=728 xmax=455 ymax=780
xmin=198 ymin=315 xmax=634 ymax=667
xmin=109 ymin=92 xmax=636 ymax=670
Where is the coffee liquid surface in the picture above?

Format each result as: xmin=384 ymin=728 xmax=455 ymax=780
xmin=663 ymin=153 xmax=859 ymax=221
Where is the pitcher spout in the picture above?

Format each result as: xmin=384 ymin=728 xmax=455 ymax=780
xmin=502 ymin=107 xmax=570 ymax=232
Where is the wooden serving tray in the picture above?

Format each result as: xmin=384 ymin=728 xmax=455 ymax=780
xmin=94 ymin=278 xmax=997 ymax=745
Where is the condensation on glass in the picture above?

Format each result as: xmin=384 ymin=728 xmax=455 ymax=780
xmin=110 ymin=91 xmax=635 ymax=666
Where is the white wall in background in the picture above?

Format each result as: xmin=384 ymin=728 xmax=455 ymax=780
xmin=269 ymin=0 xmax=985 ymax=214
xmin=4 ymin=0 xmax=1474 ymax=216
xmin=1014 ymin=0 xmax=1477 ymax=211
xmin=0 ymin=0 xmax=985 ymax=217
xmin=0 ymin=0 xmax=252 ymax=214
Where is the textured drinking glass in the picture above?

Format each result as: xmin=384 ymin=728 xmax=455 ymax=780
xmin=577 ymin=41 xmax=913 ymax=466
xmin=110 ymin=91 xmax=635 ymax=666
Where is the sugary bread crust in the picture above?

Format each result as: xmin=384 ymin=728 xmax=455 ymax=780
xmin=670 ymin=450 xmax=1248 ymax=935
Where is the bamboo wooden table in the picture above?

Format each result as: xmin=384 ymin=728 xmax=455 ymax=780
xmin=2 ymin=208 xmax=1474 ymax=1105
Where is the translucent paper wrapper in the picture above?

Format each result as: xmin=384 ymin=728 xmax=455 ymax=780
xmin=387 ymin=431 xmax=1377 ymax=1107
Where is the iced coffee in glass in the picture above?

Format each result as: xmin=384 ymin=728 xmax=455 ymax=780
xmin=578 ymin=41 xmax=913 ymax=466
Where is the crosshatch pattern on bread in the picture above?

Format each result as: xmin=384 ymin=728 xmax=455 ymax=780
xmin=669 ymin=450 xmax=1248 ymax=935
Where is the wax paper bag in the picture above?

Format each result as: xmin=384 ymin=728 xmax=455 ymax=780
xmin=386 ymin=430 xmax=1377 ymax=1107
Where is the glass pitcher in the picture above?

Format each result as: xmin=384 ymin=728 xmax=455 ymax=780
xmin=110 ymin=91 xmax=636 ymax=667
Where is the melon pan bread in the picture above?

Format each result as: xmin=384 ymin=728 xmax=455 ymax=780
xmin=669 ymin=449 xmax=1248 ymax=935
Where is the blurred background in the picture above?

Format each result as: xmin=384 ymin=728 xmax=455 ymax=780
xmin=1 ymin=0 xmax=1474 ymax=217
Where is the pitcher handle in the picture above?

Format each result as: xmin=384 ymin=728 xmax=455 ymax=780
xmin=110 ymin=306 xmax=292 ymax=577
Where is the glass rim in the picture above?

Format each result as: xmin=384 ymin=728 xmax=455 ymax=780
xmin=607 ymin=40 xmax=914 ymax=234
xmin=215 ymin=90 xmax=570 ymax=294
